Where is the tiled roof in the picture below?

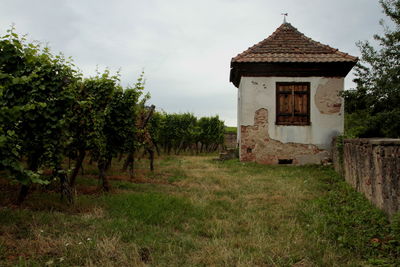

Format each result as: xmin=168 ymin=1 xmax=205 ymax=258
xmin=232 ymin=23 xmax=357 ymax=63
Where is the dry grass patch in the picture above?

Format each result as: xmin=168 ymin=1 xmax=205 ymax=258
xmin=80 ymin=206 xmax=105 ymax=220
xmin=85 ymin=236 xmax=146 ymax=267
xmin=0 ymin=231 xmax=64 ymax=262
xmin=1 ymin=155 xmax=395 ymax=266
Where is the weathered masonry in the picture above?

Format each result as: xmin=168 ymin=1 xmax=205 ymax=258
xmin=230 ymin=22 xmax=358 ymax=164
xmin=332 ymin=138 xmax=400 ymax=217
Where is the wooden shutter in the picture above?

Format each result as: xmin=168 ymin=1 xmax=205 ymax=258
xmin=276 ymin=84 xmax=293 ymax=124
xmin=276 ymin=83 xmax=310 ymax=125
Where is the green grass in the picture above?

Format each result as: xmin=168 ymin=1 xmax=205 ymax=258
xmin=103 ymin=192 xmax=204 ymax=227
xmin=299 ymin=170 xmax=400 ymax=266
xmin=0 ymin=155 xmax=399 ymax=266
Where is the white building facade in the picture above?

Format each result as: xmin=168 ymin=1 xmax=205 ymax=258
xmin=230 ymin=23 xmax=357 ymax=164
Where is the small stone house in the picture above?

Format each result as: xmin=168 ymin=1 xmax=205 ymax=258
xmin=230 ymin=22 xmax=358 ymax=164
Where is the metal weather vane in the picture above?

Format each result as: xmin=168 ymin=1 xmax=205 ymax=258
xmin=281 ymin=13 xmax=288 ymax=23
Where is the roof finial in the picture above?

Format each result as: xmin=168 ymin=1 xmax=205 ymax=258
xmin=281 ymin=13 xmax=288 ymax=23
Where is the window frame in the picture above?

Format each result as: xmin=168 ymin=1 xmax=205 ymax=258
xmin=275 ymin=82 xmax=311 ymax=126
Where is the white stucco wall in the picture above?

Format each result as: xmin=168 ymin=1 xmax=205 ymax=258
xmin=237 ymin=76 xmax=344 ymax=149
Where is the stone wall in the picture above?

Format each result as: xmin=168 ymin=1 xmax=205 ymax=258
xmin=333 ymin=138 xmax=400 ymax=217
xmin=224 ymin=132 xmax=237 ymax=149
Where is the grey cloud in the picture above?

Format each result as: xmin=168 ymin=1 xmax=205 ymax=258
xmin=0 ymin=0 xmax=384 ymax=126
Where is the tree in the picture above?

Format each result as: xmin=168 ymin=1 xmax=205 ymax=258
xmin=198 ymin=116 xmax=225 ymax=152
xmin=85 ymin=71 xmax=145 ymax=190
xmin=1 ymin=27 xmax=149 ymax=201
xmin=120 ymin=74 xmax=148 ymax=177
xmin=0 ymin=28 xmax=78 ymax=203
xmin=343 ymin=0 xmax=400 ymax=138
xmin=82 ymin=71 xmax=118 ymax=192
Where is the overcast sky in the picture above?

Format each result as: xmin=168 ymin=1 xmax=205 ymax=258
xmin=1 ymin=0 xmax=386 ymax=126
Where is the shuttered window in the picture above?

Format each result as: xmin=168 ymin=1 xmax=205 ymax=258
xmin=276 ymin=82 xmax=310 ymax=126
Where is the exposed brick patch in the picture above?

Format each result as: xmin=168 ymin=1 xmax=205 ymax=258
xmin=315 ymin=79 xmax=343 ymax=114
xmin=240 ymin=108 xmax=326 ymax=164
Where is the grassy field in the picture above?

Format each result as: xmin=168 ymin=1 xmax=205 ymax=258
xmin=0 ymin=155 xmax=398 ymax=266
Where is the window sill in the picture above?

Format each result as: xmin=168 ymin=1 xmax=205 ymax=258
xmin=275 ymin=122 xmax=311 ymax=126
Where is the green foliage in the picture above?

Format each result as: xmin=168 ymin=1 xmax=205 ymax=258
xmin=85 ymin=71 xmax=121 ymax=161
xmin=120 ymin=80 xmax=144 ymax=153
xmin=149 ymin=112 xmax=225 ymax=154
xmin=198 ymin=116 xmax=225 ymax=151
xmin=343 ymin=0 xmax=400 ymax=138
xmin=160 ymin=112 xmax=198 ymax=153
xmin=390 ymin=212 xmax=400 ymax=256
xmin=73 ymin=71 xmax=146 ymax=190
xmin=344 ymin=112 xmax=372 ymax=138
xmin=0 ymin=27 xmax=78 ymax=185
xmin=147 ymin=110 xmax=163 ymax=147
xmin=224 ymin=126 xmax=237 ymax=134
xmin=0 ymin=27 xmax=146 ymax=197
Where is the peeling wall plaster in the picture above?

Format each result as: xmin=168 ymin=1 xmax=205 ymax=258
xmin=237 ymin=76 xmax=345 ymax=164
xmin=240 ymin=108 xmax=329 ymax=164
xmin=315 ymin=79 xmax=342 ymax=114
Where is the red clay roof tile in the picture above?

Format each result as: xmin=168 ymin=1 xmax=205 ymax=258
xmin=232 ymin=23 xmax=357 ymax=63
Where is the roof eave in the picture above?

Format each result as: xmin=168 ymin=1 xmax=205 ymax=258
xmin=229 ymin=60 xmax=358 ymax=88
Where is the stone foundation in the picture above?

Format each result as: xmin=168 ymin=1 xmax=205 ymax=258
xmin=224 ymin=132 xmax=237 ymax=149
xmin=240 ymin=108 xmax=329 ymax=165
